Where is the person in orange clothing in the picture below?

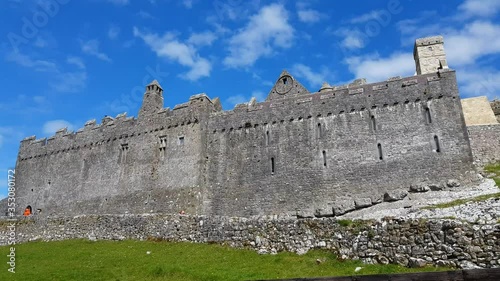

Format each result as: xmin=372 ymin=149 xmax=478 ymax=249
xmin=23 ymin=206 xmax=31 ymax=216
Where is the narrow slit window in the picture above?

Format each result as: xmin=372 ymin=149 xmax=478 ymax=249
xmin=266 ymin=131 xmax=270 ymax=145
xmin=271 ymin=157 xmax=275 ymax=174
xmin=425 ymin=107 xmax=432 ymax=124
xmin=178 ymin=136 xmax=184 ymax=145
xmin=371 ymin=116 xmax=376 ymax=131
xmin=317 ymin=123 xmax=322 ymax=138
xmin=434 ymin=135 xmax=441 ymax=153
xmin=377 ymin=143 xmax=383 ymax=160
xmin=322 ymin=150 xmax=327 ymax=167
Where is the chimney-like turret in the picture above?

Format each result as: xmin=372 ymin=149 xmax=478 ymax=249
xmin=138 ymin=80 xmax=164 ymax=119
xmin=414 ymin=35 xmax=449 ymax=75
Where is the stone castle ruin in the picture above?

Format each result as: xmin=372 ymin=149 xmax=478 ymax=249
xmin=11 ymin=36 xmax=500 ymax=218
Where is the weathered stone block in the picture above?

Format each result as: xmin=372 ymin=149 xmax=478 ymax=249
xmin=332 ymin=200 xmax=355 ymax=216
xmin=355 ymin=198 xmax=372 ymax=209
xmin=296 ymin=210 xmax=314 ymax=218
xmin=447 ymin=179 xmax=461 ymax=188
xmin=314 ymin=207 xmax=334 ymax=217
xmin=409 ymin=184 xmax=430 ymax=193
xmin=408 ymin=257 xmax=427 ymax=268
xmin=384 ymin=190 xmax=408 ymax=202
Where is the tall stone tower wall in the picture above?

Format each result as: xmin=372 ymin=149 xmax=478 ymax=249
xmin=414 ymin=36 xmax=449 ymax=75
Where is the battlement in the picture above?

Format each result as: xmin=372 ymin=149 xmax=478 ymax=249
xmin=415 ymin=35 xmax=444 ymax=47
xmin=18 ymin=92 xmax=218 ymax=160
xmin=219 ymin=70 xmax=456 ymax=128
xmin=19 ymin=35 xmax=457 ymax=157
xmin=14 ymin=35 xmax=477 ymax=219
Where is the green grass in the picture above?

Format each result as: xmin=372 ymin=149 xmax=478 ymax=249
xmin=423 ymin=192 xmax=500 ymax=209
xmin=0 ymin=239 xmax=447 ymax=281
xmin=484 ymin=162 xmax=500 ymax=187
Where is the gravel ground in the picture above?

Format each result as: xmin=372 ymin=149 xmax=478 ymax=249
xmin=339 ymin=178 xmax=500 ymax=224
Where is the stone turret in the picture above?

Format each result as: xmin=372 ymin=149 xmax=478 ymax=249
xmin=139 ymin=80 xmax=164 ymax=119
xmin=414 ymin=35 xmax=449 ymax=75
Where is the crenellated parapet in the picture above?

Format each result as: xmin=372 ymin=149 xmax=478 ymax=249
xmin=17 ymin=90 xmax=216 ymax=160
xmin=209 ymin=70 xmax=457 ymax=133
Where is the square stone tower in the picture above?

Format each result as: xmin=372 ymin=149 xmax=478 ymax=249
xmin=414 ymin=35 xmax=449 ymax=75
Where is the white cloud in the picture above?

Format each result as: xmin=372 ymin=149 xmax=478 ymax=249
xmin=6 ymin=52 xmax=57 ymax=72
xmin=335 ymin=28 xmax=366 ymax=50
xmin=445 ymin=21 xmax=500 ymax=67
xmin=107 ymin=0 xmax=129 ymax=5
xmin=137 ymin=10 xmax=156 ymax=20
xmin=182 ymin=0 xmax=193 ymax=9
xmin=345 ymin=52 xmax=415 ymax=83
xmin=108 ymin=25 xmax=120 ymax=40
xmin=66 ymin=56 xmax=85 ymax=70
xmin=224 ymin=4 xmax=294 ymax=68
xmin=133 ymin=27 xmax=211 ymax=81
xmin=34 ymin=36 xmax=48 ymax=48
xmin=291 ymin=64 xmax=332 ymax=88
xmin=42 ymin=120 xmax=75 ymax=135
xmin=81 ymin=39 xmax=111 ymax=62
xmin=187 ymin=31 xmax=217 ymax=47
xmin=457 ymin=68 xmax=500 ymax=100
xmin=350 ymin=10 xmax=386 ymax=24
xmin=49 ymin=71 xmax=88 ymax=93
xmin=458 ymin=0 xmax=500 ymax=18
xmin=7 ymin=51 xmax=87 ymax=93
xmin=297 ymin=9 xmax=323 ymax=23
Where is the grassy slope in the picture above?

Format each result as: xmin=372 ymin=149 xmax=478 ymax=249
xmin=0 ymin=240 xmax=446 ymax=281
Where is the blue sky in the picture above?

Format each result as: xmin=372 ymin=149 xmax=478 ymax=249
xmin=1 ymin=0 xmax=500 ymax=198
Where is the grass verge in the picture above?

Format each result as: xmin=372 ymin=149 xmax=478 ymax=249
xmin=0 ymin=239 xmax=448 ymax=281
xmin=423 ymin=193 xmax=500 ymax=209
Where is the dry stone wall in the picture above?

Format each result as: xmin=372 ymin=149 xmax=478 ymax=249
xmin=1 ymin=215 xmax=498 ymax=269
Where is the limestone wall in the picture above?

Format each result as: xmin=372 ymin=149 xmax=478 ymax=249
xmin=13 ymin=70 xmax=476 ymax=218
xmin=461 ymin=97 xmax=498 ymax=126
xmin=205 ymin=71 xmax=475 ymax=217
xmin=1 ymin=215 xmax=498 ymax=269
xmin=14 ymin=95 xmax=216 ymax=217
xmin=468 ymin=124 xmax=500 ymax=165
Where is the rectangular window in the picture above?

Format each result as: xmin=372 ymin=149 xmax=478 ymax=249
xmin=271 ymin=157 xmax=275 ymax=174
xmin=266 ymin=131 xmax=270 ymax=145
xmin=159 ymin=136 xmax=167 ymax=157
xmin=377 ymin=143 xmax=383 ymax=160
xmin=120 ymin=143 xmax=129 ymax=163
xmin=322 ymin=150 xmax=327 ymax=167
xmin=178 ymin=136 xmax=184 ymax=145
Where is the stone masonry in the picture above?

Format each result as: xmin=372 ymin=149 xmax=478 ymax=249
xmin=8 ymin=36 xmax=481 ymax=218
xmin=0 ymin=214 xmax=498 ymax=269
